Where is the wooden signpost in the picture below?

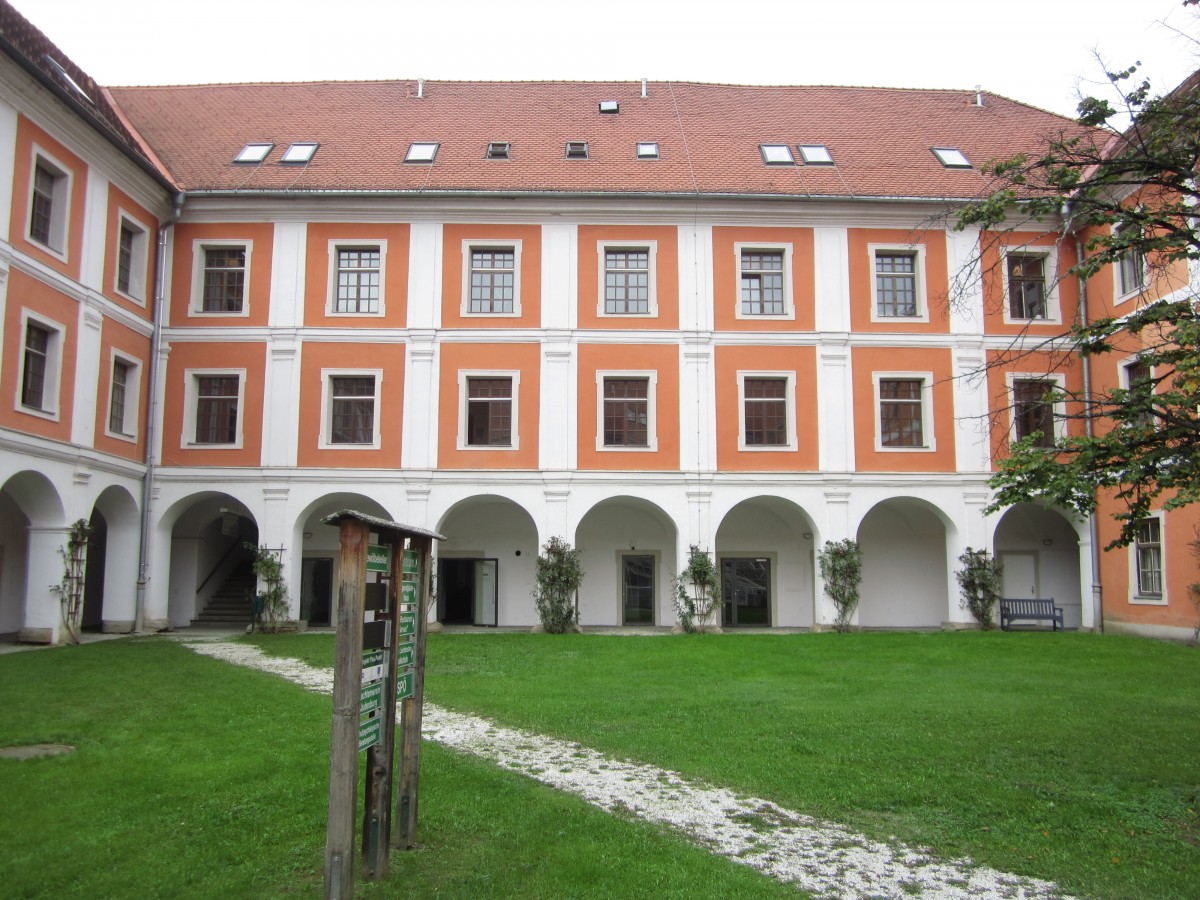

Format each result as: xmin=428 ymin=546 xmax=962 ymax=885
xmin=321 ymin=510 xmax=444 ymax=900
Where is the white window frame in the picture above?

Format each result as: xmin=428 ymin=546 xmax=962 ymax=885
xmin=734 ymin=243 xmax=794 ymax=320
xmin=318 ymin=368 xmax=383 ymax=450
xmin=595 ymin=370 xmax=658 ymax=452
xmin=114 ymin=209 xmax=151 ymax=304
xmin=1114 ymin=225 xmax=1147 ymax=301
xmin=15 ymin=309 xmax=64 ymax=421
xmin=636 ymin=142 xmax=659 ymax=159
xmin=759 ymin=144 xmax=794 ymax=165
xmin=597 ymin=241 xmax=657 ymax=317
xmin=461 ymin=240 xmax=522 ymax=317
xmin=868 ymin=244 xmax=928 ymax=322
xmin=104 ymin=350 xmax=141 ymax=442
xmin=405 ymin=142 xmax=439 ymax=163
xmin=190 ymin=239 xmax=252 ymax=317
xmin=1006 ymin=372 xmax=1067 ymax=445
xmin=1001 ymin=245 xmax=1061 ymax=324
xmin=1129 ymin=512 xmax=1167 ymax=605
xmin=326 ymin=240 xmax=387 ymax=316
xmin=182 ymin=368 xmax=245 ymax=449
xmin=27 ymin=145 xmax=72 ymax=260
xmin=458 ymin=370 xmax=520 ymax=450
xmin=736 ymin=371 xmax=797 ymax=451
xmin=873 ymin=372 xmax=936 ymax=452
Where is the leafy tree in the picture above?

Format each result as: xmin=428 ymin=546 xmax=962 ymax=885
xmin=955 ymin=547 xmax=1003 ymax=629
xmin=955 ymin=40 xmax=1200 ymax=547
xmin=533 ymin=536 xmax=583 ymax=633
xmin=672 ymin=545 xmax=721 ymax=633
xmin=817 ymin=539 xmax=863 ymax=632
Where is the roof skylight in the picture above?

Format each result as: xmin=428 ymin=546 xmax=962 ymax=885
xmin=43 ymin=55 xmax=93 ymax=104
xmin=931 ymin=147 xmax=972 ymax=168
xmin=760 ymin=144 xmax=795 ymax=165
xmin=486 ymin=142 xmax=511 ymax=159
xmin=636 ymin=142 xmax=660 ymax=159
xmin=280 ymin=142 xmax=318 ymax=164
xmin=599 ymin=100 xmax=619 ymax=114
xmin=405 ymin=142 xmax=439 ymax=163
xmin=235 ymin=142 xmax=273 ymax=163
xmin=798 ymin=145 xmax=834 ymax=165
xmin=566 ymin=141 xmax=589 ymax=159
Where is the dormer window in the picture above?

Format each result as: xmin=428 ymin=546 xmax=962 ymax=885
xmin=280 ymin=142 xmax=318 ymax=164
xmin=486 ymin=142 xmax=511 ymax=159
xmin=234 ymin=142 xmax=273 ymax=163
xmin=636 ymin=142 xmax=659 ymax=159
xmin=759 ymin=144 xmax=794 ymax=165
xmin=566 ymin=141 xmax=589 ymax=159
xmin=599 ymin=100 xmax=619 ymax=114
xmin=798 ymin=145 xmax=834 ymax=165
xmin=931 ymin=147 xmax=971 ymax=168
xmin=405 ymin=142 xmax=439 ymax=163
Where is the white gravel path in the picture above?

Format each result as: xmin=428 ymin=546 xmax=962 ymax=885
xmin=186 ymin=639 xmax=1075 ymax=900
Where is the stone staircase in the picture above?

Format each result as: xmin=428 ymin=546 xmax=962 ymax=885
xmin=191 ymin=566 xmax=257 ymax=626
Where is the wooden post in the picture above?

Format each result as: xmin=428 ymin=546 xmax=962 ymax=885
xmin=394 ymin=535 xmax=431 ymax=848
xmin=324 ymin=519 xmax=368 ymax=900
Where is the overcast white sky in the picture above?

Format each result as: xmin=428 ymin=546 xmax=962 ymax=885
xmin=18 ymin=0 xmax=1200 ymax=120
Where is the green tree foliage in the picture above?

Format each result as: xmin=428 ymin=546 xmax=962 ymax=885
xmin=817 ymin=539 xmax=863 ymax=632
xmin=955 ymin=547 xmax=1003 ymax=629
xmin=672 ymin=545 xmax=721 ymax=633
xmin=52 ymin=518 xmax=93 ymax=645
xmin=534 ymin=536 xmax=583 ymax=633
xmin=955 ymin=50 xmax=1200 ymax=547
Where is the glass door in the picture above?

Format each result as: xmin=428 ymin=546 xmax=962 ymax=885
xmin=722 ymin=558 xmax=771 ymax=626
xmin=622 ymin=554 xmax=655 ymax=625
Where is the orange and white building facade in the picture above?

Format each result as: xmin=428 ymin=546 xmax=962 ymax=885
xmin=0 ymin=1 xmax=1194 ymax=641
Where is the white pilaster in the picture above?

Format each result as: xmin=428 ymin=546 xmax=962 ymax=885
xmin=71 ymin=304 xmax=103 ymax=447
xmin=817 ymin=342 xmax=854 ymax=472
xmin=20 ymin=525 xmax=70 ymax=643
xmin=262 ymin=341 xmax=299 ymax=467
xmin=813 ymin=226 xmax=850 ymax=332
xmin=407 ymin=223 xmax=441 ymax=329
xmin=541 ymin=223 xmax=575 ymax=329
xmin=402 ymin=332 xmax=437 ymax=469
xmin=268 ymin=222 xmax=306 ymax=327
xmin=539 ymin=335 xmax=575 ymax=470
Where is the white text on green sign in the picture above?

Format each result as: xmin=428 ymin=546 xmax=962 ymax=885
xmin=398 ymin=610 xmax=417 ymax=637
xmin=358 ymin=714 xmax=382 ymax=752
xmin=402 ymin=550 xmax=420 ymax=576
xmin=400 ymin=581 xmax=418 ymax=607
xmin=360 ymin=681 xmax=383 ymax=715
xmin=366 ymin=544 xmax=390 ymax=574
xmin=396 ymin=670 xmax=414 ymax=701
xmin=396 ymin=642 xmax=415 ymax=668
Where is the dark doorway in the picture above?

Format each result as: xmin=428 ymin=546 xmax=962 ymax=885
xmin=81 ymin=511 xmax=107 ymax=631
xmin=622 ymin=554 xmax=655 ymax=625
xmin=300 ymin=558 xmax=333 ymax=626
xmin=437 ymin=558 xmax=498 ymax=626
xmin=722 ymin=557 xmax=771 ymax=626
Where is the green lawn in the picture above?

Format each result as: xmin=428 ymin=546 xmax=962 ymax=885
xmin=1 ymin=632 xmax=1197 ymax=898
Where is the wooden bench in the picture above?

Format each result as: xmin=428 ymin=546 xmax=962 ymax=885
xmin=999 ymin=598 xmax=1064 ymax=631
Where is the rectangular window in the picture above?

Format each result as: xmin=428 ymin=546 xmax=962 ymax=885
xmin=1134 ymin=518 xmax=1162 ymax=597
xmin=30 ymin=163 xmax=56 ymax=246
xmin=603 ymin=378 xmax=649 ymax=447
xmin=1012 ymin=379 xmax=1056 ymax=446
xmin=1124 ymin=360 xmax=1154 ymax=428
xmin=109 ymin=359 xmax=130 ymax=435
xmin=117 ymin=223 xmax=135 ymax=294
xmin=743 ymin=377 xmax=787 ymax=446
xmin=604 ymin=248 xmax=650 ymax=314
xmin=1007 ymin=254 xmax=1047 ymax=319
xmin=28 ymin=154 xmax=70 ymax=254
xmin=329 ymin=376 xmax=376 ymax=444
xmin=1116 ymin=226 xmax=1146 ymax=296
xmin=333 ymin=247 xmax=381 ymax=313
xmin=194 ymin=375 xmax=240 ymax=444
xmin=21 ymin=322 xmax=50 ymax=410
xmin=202 ymin=247 xmax=246 ymax=312
xmin=466 ymin=377 xmax=512 ymax=446
xmin=874 ymin=252 xmax=918 ymax=317
xmin=740 ymin=249 xmax=786 ymax=316
xmin=468 ymin=247 xmax=516 ymax=314
xmin=879 ymin=379 xmax=925 ymax=448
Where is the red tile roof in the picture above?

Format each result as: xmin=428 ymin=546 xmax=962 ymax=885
xmin=107 ymin=80 xmax=1093 ymax=200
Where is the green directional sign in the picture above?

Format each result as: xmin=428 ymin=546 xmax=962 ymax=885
xmin=402 ymin=550 xmax=420 ymax=577
xmin=359 ymin=714 xmax=382 ymax=752
xmin=366 ymin=544 xmax=391 ymax=575
xmin=362 ymin=649 xmax=385 ymax=684
xmin=361 ymin=681 xmax=383 ymax=716
xmin=398 ymin=610 xmax=417 ymax=637
xmin=396 ymin=642 xmax=415 ymax=668
xmin=400 ymin=581 xmax=418 ymax=607
xmin=396 ymin=670 xmax=414 ymax=701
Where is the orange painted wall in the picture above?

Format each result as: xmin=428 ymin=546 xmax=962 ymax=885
xmin=713 ymin=345 xmax=819 ymax=471
xmin=101 ymin=184 xmax=159 ymax=317
xmin=577 ymin=225 xmax=678 ymax=329
xmin=851 ymin=346 xmax=956 ymax=472
xmin=296 ymin=341 xmax=405 ymax=468
xmin=437 ymin=342 xmax=540 ymax=469
xmin=979 ymin=232 xmax=1080 ymax=337
xmin=9 ymin=116 xmax=88 ymax=280
xmin=0 ymin=270 xmax=77 ymax=442
xmin=1098 ymin=502 xmax=1199 ymax=631
xmin=440 ymin=224 xmax=541 ymax=328
xmin=303 ymin=223 xmax=410 ymax=326
xmin=169 ymin=223 xmax=275 ymax=327
xmin=92 ymin=318 xmax=151 ymax=462
xmin=984 ymin=349 xmax=1083 ymax=465
xmin=712 ymin=226 xmax=815 ymax=332
xmin=160 ymin=342 xmax=266 ymax=466
xmin=847 ymin=228 xmax=949 ymax=333
xmin=576 ymin=343 xmax=680 ymax=471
